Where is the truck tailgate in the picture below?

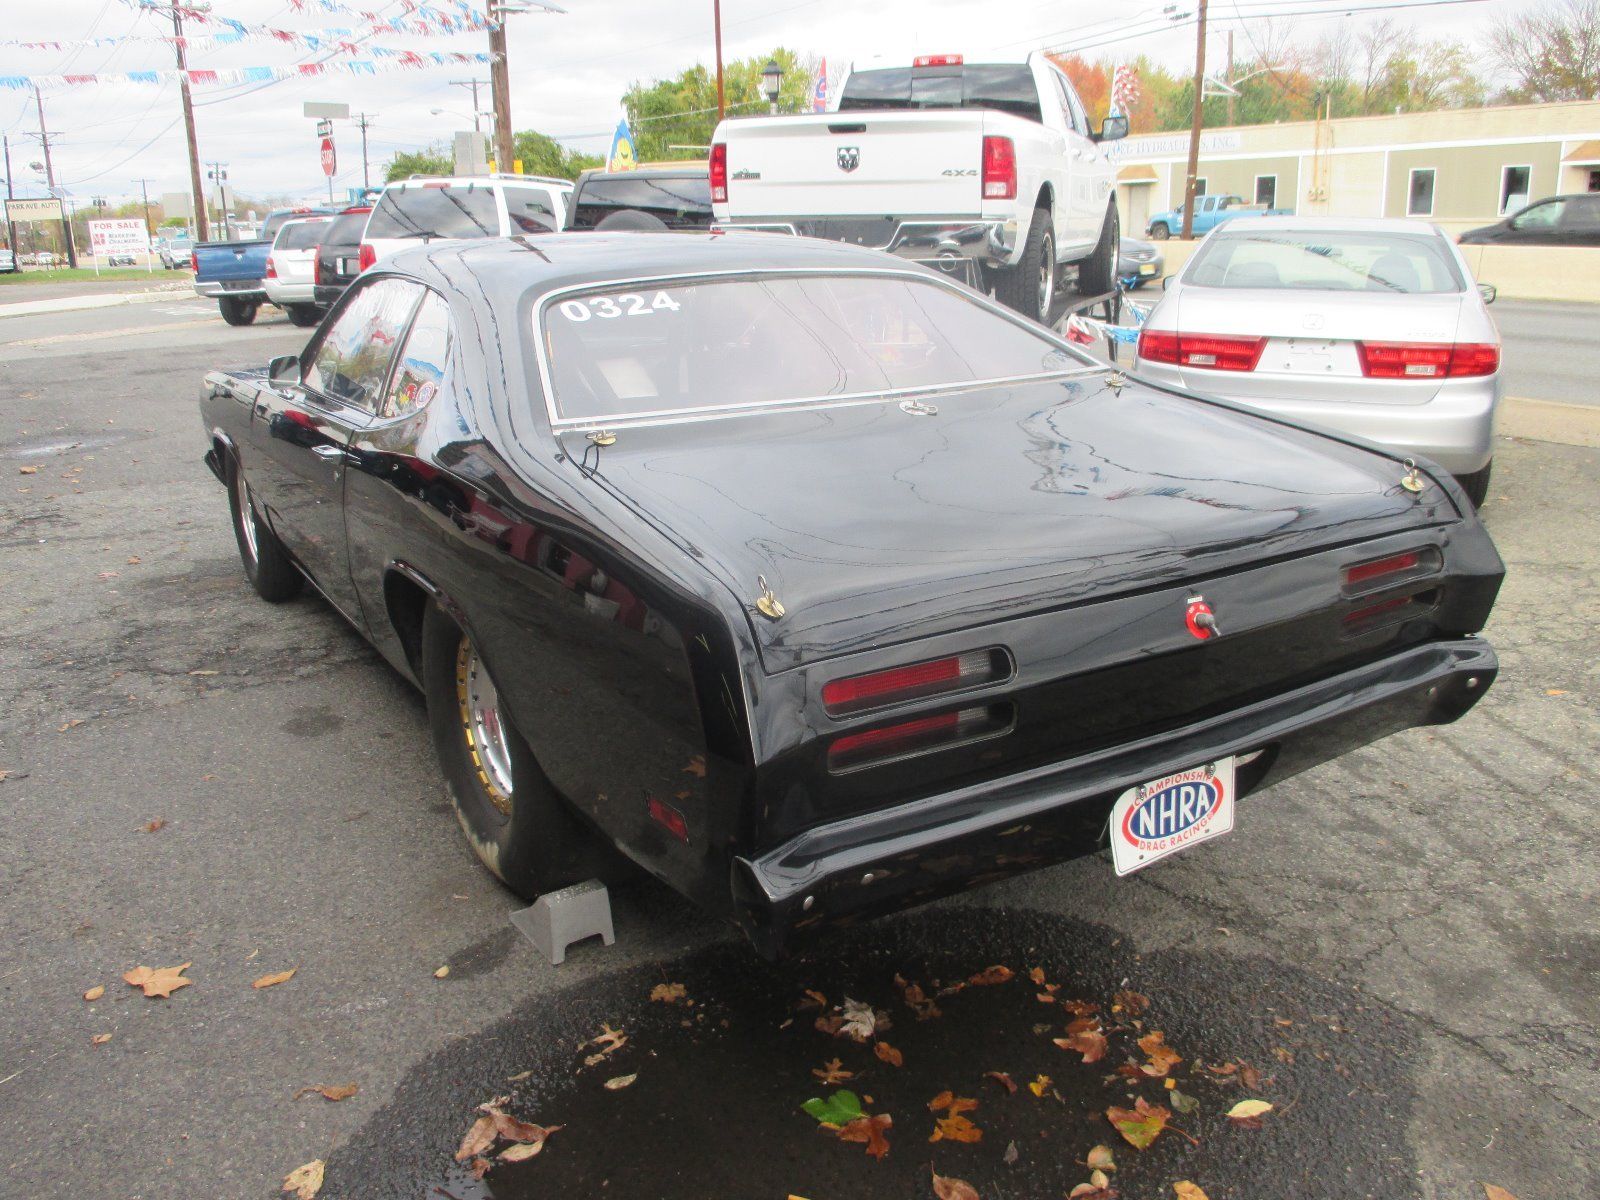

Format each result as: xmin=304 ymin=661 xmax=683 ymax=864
xmin=194 ymin=241 xmax=268 ymax=284
xmin=722 ymin=111 xmax=987 ymax=217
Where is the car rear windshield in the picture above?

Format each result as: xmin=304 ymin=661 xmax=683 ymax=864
xmin=365 ymin=185 xmax=499 ymax=240
xmin=320 ymin=212 xmax=370 ymax=247
xmin=1185 ymin=230 xmax=1465 ymax=293
xmin=568 ymin=174 xmax=711 ymax=229
xmin=275 ymin=220 xmax=331 ymax=250
xmin=540 ymin=272 xmax=1082 ymax=424
xmin=838 ymin=64 xmax=1043 ymax=124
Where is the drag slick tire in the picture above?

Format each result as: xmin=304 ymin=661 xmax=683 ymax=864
xmin=421 ymin=604 xmax=627 ymax=899
xmin=285 ymin=304 xmax=322 ymax=328
xmin=1455 ymin=459 xmax=1493 ymax=509
xmin=227 ymin=457 xmax=301 ymax=602
xmin=219 ymin=297 xmax=259 ymax=326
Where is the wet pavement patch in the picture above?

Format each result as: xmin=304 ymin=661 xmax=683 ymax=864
xmin=327 ymin=907 xmax=1422 ymax=1200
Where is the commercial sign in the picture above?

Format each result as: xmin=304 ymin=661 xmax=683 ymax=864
xmin=4 ymin=196 xmax=65 ymax=223
xmin=1110 ymin=130 xmax=1244 ymax=160
xmin=304 ymin=101 xmax=351 ymax=119
xmin=88 ymin=218 xmax=151 ymax=256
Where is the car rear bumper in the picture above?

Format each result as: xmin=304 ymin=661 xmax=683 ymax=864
xmin=715 ymin=217 xmax=1018 ymax=284
xmin=264 ymin=280 xmax=317 ymax=304
xmin=1133 ymin=361 xmax=1499 ymax=475
xmin=195 ymin=281 xmax=265 ymax=299
xmin=730 ymin=636 xmax=1495 ymax=958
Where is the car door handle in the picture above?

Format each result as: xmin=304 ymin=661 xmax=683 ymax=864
xmin=312 ymin=444 xmax=346 ymax=461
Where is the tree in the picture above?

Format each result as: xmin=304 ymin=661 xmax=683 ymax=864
xmin=385 ymin=147 xmax=453 ymax=182
xmin=512 ymin=130 xmax=603 ymax=180
xmin=1488 ymin=0 xmax=1600 ymax=101
xmin=622 ymin=49 xmax=815 ymax=162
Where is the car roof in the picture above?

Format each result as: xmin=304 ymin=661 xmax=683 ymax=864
xmin=1207 ymin=215 xmax=1445 ymax=237
xmin=380 ymin=174 xmax=573 ymax=191
xmin=847 ymin=51 xmax=1035 ymax=69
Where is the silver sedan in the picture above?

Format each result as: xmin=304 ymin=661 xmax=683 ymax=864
xmin=1133 ymin=217 xmax=1500 ymax=505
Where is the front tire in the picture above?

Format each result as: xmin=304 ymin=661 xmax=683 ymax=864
xmin=227 ymin=457 xmax=301 ymax=602
xmin=1076 ymin=202 xmax=1119 ymax=295
xmin=219 ymin=297 xmax=258 ymax=326
xmin=285 ymin=304 xmax=322 ymax=328
xmin=1148 ymin=223 xmax=1171 ymax=241
xmin=991 ymin=205 xmax=1055 ymax=323
xmin=421 ymin=605 xmax=627 ymax=899
xmin=1455 ymin=459 xmax=1493 ymax=509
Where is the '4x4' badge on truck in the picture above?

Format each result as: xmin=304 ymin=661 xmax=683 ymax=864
xmin=836 ymin=146 xmax=860 ymax=172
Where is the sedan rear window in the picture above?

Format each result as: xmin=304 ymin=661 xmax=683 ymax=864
xmin=838 ymin=64 xmax=1043 ymax=124
xmin=1185 ymin=230 xmax=1465 ymax=293
xmin=365 ymin=186 xmax=499 ymax=240
xmin=540 ymin=273 xmax=1082 ymax=424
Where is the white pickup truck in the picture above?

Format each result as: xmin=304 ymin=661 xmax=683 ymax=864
xmin=710 ymin=52 xmax=1126 ymax=321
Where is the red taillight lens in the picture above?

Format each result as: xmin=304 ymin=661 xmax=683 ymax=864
xmin=1137 ymin=329 xmax=1265 ymax=372
xmin=1357 ymin=341 xmax=1500 ymax=379
xmin=1341 ymin=546 xmax=1442 ymax=595
xmin=312 ymin=254 xmax=321 ymax=285
xmin=189 ymin=251 xmax=198 ymax=273
xmin=914 ymin=54 xmax=964 ymax=66
xmin=265 ymin=255 xmax=276 ymax=279
xmin=1343 ymin=594 xmax=1418 ymax=629
xmin=821 ymin=649 xmax=1005 ymax=716
xmin=827 ymin=705 xmax=1010 ymax=772
xmin=982 ymin=135 xmax=1016 ymax=200
xmin=646 ymin=795 xmax=689 ymax=843
xmin=709 ymin=142 xmax=728 ymax=204
xmin=358 ymin=243 xmax=376 ymax=272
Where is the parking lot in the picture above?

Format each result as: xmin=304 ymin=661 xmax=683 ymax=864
xmin=1 ymin=296 xmax=1596 ymax=1200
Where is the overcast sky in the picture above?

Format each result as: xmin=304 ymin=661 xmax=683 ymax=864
xmin=1 ymin=0 xmax=1521 ymax=210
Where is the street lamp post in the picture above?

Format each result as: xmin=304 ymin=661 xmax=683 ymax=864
xmin=761 ymin=59 xmax=784 ymax=115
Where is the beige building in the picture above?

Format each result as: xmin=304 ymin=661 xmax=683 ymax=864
xmin=1113 ymin=99 xmax=1600 ymax=238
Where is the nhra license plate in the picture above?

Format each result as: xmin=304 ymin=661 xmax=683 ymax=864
xmin=1109 ymin=757 xmax=1235 ymax=876
xmin=1138 ymin=262 xmax=1157 ymax=276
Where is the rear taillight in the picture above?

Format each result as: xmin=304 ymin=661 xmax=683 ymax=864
xmin=1137 ymin=329 xmax=1265 ymax=372
xmin=312 ymin=254 xmax=321 ymax=285
xmin=358 ymin=243 xmax=376 ymax=272
xmin=1341 ymin=546 xmax=1442 ymax=595
xmin=827 ymin=704 xmax=1011 ymax=773
xmin=822 ymin=649 xmax=1005 ymax=716
xmin=264 ymin=255 xmax=276 ymax=279
xmin=1357 ymin=341 xmax=1499 ymax=379
xmin=914 ymin=54 xmax=964 ymax=66
xmin=709 ymin=142 xmax=728 ymax=204
xmin=189 ymin=251 xmax=198 ymax=273
xmin=981 ymin=135 xmax=1016 ymax=200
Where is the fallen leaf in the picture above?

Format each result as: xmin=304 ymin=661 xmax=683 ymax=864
xmin=839 ymin=997 xmax=890 ymax=1043
xmin=579 ymin=1022 xmax=627 ymax=1068
xmin=1168 ymin=1088 xmax=1199 ymax=1114
xmin=482 ymin=1102 xmax=560 ymax=1148
xmin=294 ymin=1083 xmax=357 ymax=1102
xmin=798 ymin=988 xmax=828 ymax=1010
xmin=1028 ymin=966 xmax=1046 ymax=985
xmin=1174 ymin=1183 xmax=1210 ymax=1200
xmin=1204 ymin=1061 xmax=1239 ymax=1078
xmin=253 ymin=968 xmax=297 ymax=990
xmin=83 ymin=985 xmax=104 ymax=1002
xmin=188 ymin=669 xmax=218 ymax=676
xmin=1239 ymin=1063 xmax=1262 ymax=1090
xmin=803 ymin=1089 xmax=865 ymax=1126
xmin=1067 ymin=1185 xmax=1117 ymax=1200
xmin=874 ymin=1041 xmax=904 ymax=1068
xmin=1091 ymin=1171 xmax=1112 ymax=1189
xmin=1055 ymin=1016 xmax=1108 ymax=1064
xmin=650 ymin=982 xmax=688 ymax=1004
xmin=604 ymin=1073 xmax=637 ymax=1090
xmin=984 ymin=1070 xmax=1017 ymax=1094
xmin=465 ymin=1157 xmax=492 ymax=1179
xmin=930 ymin=1112 xmax=982 ymax=1143
xmin=837 ymin=1112 xmax=892 ymax=1158
xmin=127 ymin=555 xmax=141 ymax=564
xmin=1112 ymin=989 xmax=1149 ymax=1014
xmin=91 ymin=1032 xmax=112 ymax=1045
xmin=1003 ymin=1139 xmax=1019 ymax=1165
xmin=1545 ymin=689 xmax=1567 ymax=697
xmin=455 ymin=1115 xmax=497 ymax=1161
xmin=813 ymin=1058 xmax=855 ymax=1085
xmin=1483 ymin=1187 xmax=1521 ymax=1200
xmin=122 ymin=963 xmax=192 ymax=999
xmin=968 ymin=965 xmax=1014 ymax=986
xmin=1226 ymin=1099 xmax=1274 ymax=1121
xmin=282 ymin=1160 xmax=324 ymax=1199
xmin=932 ymin=1171 xmax=980 ymax=1200
xmin=683 ymin=754 xmax=707 ymax=777
xmin=143 ymin=818 xmax=166 ymax=833
xmin=1138 ymin=1030 xmax=1182 ymax=1077
xmin=1086 ymin=1144 xmax=1116 ymax=1171
xmin=897 ymin=976 xmax=942 ymax=1020
xmin=1027 ymin=1074 xmax=1051 ymax=1098
xmin=1062 ymin=998 xmax=1100 ymax=1017
xmin=18 ymin=466 xmax=37 ymax=475
xmin=498 ymin=1141 xmax=545 ymax=1163
xmin=434 ymin=966 xmax=450 ymax=979
xmin=1106 ymin=1097 xmax=1171 ymax=1150
xmin=57 ymin=719 xmax=84 ymax=732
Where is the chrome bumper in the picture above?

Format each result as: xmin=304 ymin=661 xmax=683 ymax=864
xmin=194 ymin=281 xmax=264 ymax=299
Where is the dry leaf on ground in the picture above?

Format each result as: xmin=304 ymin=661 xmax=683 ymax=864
xmin=650 ymin=982 xmax=688 ymax=1004
xmin=282 ymin=1160 xmax=324 ymax=1199
xmin=1027 ymin=1074 xmax=1051 ymax=1098
xmin=896 ymin=975 xmax=943 ymax=1020
xmin=814 ymin=1058 xmax=855 ymax=1084
xmin=1174 ymin=1183 xmax=1210 ymax=1200
xmin=1482 ymin=1187 xmax=1521 ymax=1200
xmin=1027 ymin=967 xmax=1046 ymax=985
xmin=1055 ymin=1016 xmax=1108 ymax=1064
xmin=143 ymin=818 xmax=166 ymax=833
xmin=498 ymin=1141 xmax=546 ymax=1163
xmin=294 ymin=1083 xmax=357 ymax=1102
xmin=1106 ymin=1097 xmax=1171 ymax=1150
xmin=434 ymin=965 xmax=450 ymax=979
xmin=1138 ymin=1030 xmax=1182 ymax=1077
xmin=455 ymin=1116 xmax=497 ymax=1161
xmin=91 ymin=1032 xmax=112 ymax=1045
xmin=683 ymin=754 xmax=707 ymax=777
xmin=604 ymin=1073 xmax=636 ymax=1090
xmin=968 ymin=965 xmax=1014 ymax=986
xmin=928 ymin=1094 xmax=982 ymax=1143
xmin=932 ymin=1171 xmax=980 ymax=1200
xmin=874 ymin=1042 xmax=904 ymax=1067
xmin=1225 ymin=1099 xmax=1273 ymax=1121
xmin=253 ymin=968 xmax=296 ymax=990
xmin=839 ymin=998 xmax=890 ymax=1042
xmin=579 ymin=1022 xmax=627 ymax=1068
xmin=1112 ymin=989 xmax=1149 ymax=1014
xmin=123 ymin=963 xmax=192 ymax=998
xmin=83 ymin=985 xmax=104 ymax=1002
xmin=1086 ymin=1144 xmax=1116 ymax=1171
xmin=838 ymin=1113 xmax=893 ymax=1159
xmin=984 ymin=1070 xmax=1016 ymax=1094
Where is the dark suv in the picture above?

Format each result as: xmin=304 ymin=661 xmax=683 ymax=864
xmin=312 ymin=206 xmax=373 ymax=307
xmin=565 ymin=165 xmax=711 ymax=231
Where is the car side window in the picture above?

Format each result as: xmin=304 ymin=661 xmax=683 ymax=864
xmin=1559 ymin=195 xmax=1600 ymax=231
xmin=1052 ymin=72 xmax=1089 ymax=136
xmin=1511 ymin=200 xmax=1561 ymax=229
xmin=504 ymin=187 xmax=560 ymax=234
xmin=303 ymin=277 xmax=421 ymax=411
xmin=382 ymin=290 xmax=452 ymax=418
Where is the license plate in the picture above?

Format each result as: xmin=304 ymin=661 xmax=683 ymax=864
xmin=221 ymin=279 xmax=255 ymax=292
xmin=338 ymin=258 xmax=355 ymax=274
xmin=1109 ymin=757 xmax=1235 ymax=876
xmin=1138 ymin=262 xmax=1157 ymax=276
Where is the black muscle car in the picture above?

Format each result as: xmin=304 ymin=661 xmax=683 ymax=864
xmin=199 ymin=232 xmax=1503 ymax=957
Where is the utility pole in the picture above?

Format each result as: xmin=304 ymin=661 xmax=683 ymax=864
xmin=2 ymin=134 xmax=18 ymax=263
xmin=713 ymin=0 xmax=726 ymax=119
xmin=1180 ymin=0 xmax=1208 ymax=240
xmin=487 ymin=16 xmax=514 ymax=172
xmin=169 ymin=0 xmax=208 ymax=241
xmin=31 ymin=86 xmax=76 ymax=267
xmin=355 ymin=113 xmax=374 ymax=191
xmin=1225 ymin=30 xmax=1235 ymax=126
xmin=134 ymin=178 xmax=154 ymax=234
xmin=449 ymin=80 xmax=487 ymax=132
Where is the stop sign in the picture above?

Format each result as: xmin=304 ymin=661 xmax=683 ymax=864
xmin=320 ymin=137 xmax=336 ymax=177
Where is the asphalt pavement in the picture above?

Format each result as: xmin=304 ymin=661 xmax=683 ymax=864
xmin=0 ymin=299 xmax=1595 ymax=1200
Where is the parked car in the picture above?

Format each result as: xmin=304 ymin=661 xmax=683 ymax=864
xmin=358 ymin=175 xmax=572 ymax=271
xmin=1134 ymin=217 xmax=1501 ymax=506
xmin=263 ymin=216 xmax=335 ymax=327
xmin=312 ymin=207 xmax=374 ymax=309
xmin=1457 ymin=193 xmax=1600 ymax=246
xmin=159 ymin=235 xmax=195 ymax=269
xmin=710 ymin=52 xmax=1127 ymax=322
xmin=1117 ymin=236 xmax=1164 ymax=286
xmin=192 ymin=206 xmax=337 ymax=326
xmin=106 ymin=252 xmax=138 ymax=267
xmin=566 ymin=164 xmax=711 ymax=231
xmin=36 ymin=251 xmax=59 ymax=267
xmin=199 ymin=232 xmax=1502 ymax=957
xmin=0 ymin=247 xmax=15 ymax=273
xmin=1146 ymin=194 xmax=1291 ymax=240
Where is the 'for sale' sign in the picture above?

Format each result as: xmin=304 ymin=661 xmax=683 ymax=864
xmin=88 ymin=218 xmax=151 ymax=256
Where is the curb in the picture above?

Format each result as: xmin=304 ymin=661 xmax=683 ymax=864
xmin=1499 ymin=395 xmax=1600 ymax=450
xmin=0 ymin=287 xmax=196 ymax=321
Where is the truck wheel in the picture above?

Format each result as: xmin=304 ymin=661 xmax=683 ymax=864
xmin=219 ymin=297 xmax=258 ymax=326
xmin=227 ymin=456 xmax=301 ymax=602
xmin=1149 ymin=223 xmax=1171 ymax=241
xmin=991 ymin=206 xmax=1055 ymax=323
xmin=285 ymin=304 xmax=322 ymax=328
xmin=1076 ymin=203 xmax=1119 ymax=295
xmin=1455 ymin=460 xmax=1493 ymax=509
xmin=421 ymin=604 xmax=631 ymax=900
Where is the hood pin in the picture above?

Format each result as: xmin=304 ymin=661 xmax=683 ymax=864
xmin=754 ymin=576 xmax=785 ymax=620
xmin=1400 ymin=458 xmax=1424 ymax=493
xmin=587 ymin=430 xmax=617 ymax=447
xmin=1105 ymin=370 xmax=1127 ymax=392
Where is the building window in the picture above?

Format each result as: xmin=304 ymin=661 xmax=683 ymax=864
xmin=1587 ymin=168 xmax=1600 ymax=193
xmin=1407 ymin=168 xmax=1435 ymax=216
xmin=1254 ymin=175 xmax=1277 ymax=208
xmin=1500 ymin=165 xmax=1531 ymax=215
xmin=1194 ymin=177 xmax=1208 ymax=196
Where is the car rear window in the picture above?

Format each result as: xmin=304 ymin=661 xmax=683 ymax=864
xmin=365 ymin=185 xmax=499 ymax=240
xmin=569 ymin=174 xmax=711 ymax=229
xmin=838 ymin=64 xmax=1043 ymax=124
xmin=1185 ymin=230 xmax=1465 ymax=293
xmin=540 ymin=272 xmax=1082 ymax=424
xmin=275 ymin=220 xmax=332 ymax=250
xmin=321 ymin=212 xmax=370 ymax=246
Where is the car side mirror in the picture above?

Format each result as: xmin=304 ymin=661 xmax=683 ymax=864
xmin=1095 ymin=113 xmax=1129 ymax=143
xmin=268 ymin=353 xmax=301 ymax=383
xmin=1477 ymin=282 xmax=1497 ymax=305
xmin=1161 ymin=274 xmax=1173 ymax=291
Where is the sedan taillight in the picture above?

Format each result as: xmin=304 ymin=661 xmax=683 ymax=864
xmin=709 ymin=142 xmax=728 ymax=204
xmin=1356 ymin=341 xmax=1499 ymax=379
xmin=264 ymin=255 xmax=277 ymax=279
xmin=357 ymin=243 xmax=376 ymax=272
xmin=821 ymin=649 xmax=1006 ymax=716
xmin=1137 ymin=329 xmax=1265 ymax=372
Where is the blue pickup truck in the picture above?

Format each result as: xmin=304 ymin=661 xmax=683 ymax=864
xmin=1145 ymin=193 xmax=1291 ymax=240
xmin=193 ymin=207 xmax=336 ymax=326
